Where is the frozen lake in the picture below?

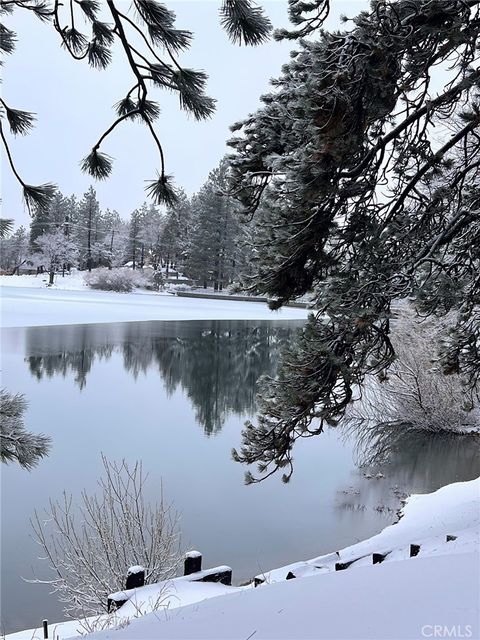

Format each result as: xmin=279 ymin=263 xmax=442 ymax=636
xmin=2 ymin=318 xmax=479 ymax=634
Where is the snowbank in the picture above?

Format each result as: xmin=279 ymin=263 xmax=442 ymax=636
xmin=86 ymin=553 xmax=479 ymax=640
xmin=85 ymin=478 xmax=480 ymax=640
xmin=261 ymin=475 xmax=480 ymax=582
xmin=1 ymin=285 xmax=308 ymax=328
xmin=5 ymin=578 xmax=242 ymax=640
xmin=7 ymin=479 xmax=477 ymax=640
xmin=0 ymin=272 xmax=88 ymax=291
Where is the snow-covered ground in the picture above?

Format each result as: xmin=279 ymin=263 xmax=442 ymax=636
xmin=6 ymin=478 xmax=479 ymax=640
xmin=1 ymin=278 xmax=308 ymax=328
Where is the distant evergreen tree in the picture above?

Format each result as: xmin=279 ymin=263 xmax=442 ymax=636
xmin=161 ymin=189 xmax=191 ymax=274
xmin=76 ymin=187 xmax=101 ymax=271
xmin=100 ymin=208 xmax=128 ymax=268
xmin=127 ymin=205 xmax=149 ymax=269
xmin=141 ymin=205 xmax=166 ymax=270
xmin=29 ymin=190 xmax=71 ymax=246
xmin=186 ymin=159 xmax=240 ymax=289
xmin=0 ymin=226 xmax=30 ymax=274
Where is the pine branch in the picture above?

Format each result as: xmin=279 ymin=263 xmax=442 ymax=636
xmin=91 ymin=20 xmax=114 ymax=46
xmin=114 ymin=96 xmax=137 ymax=118
xmin=219 ymin=0 xmax=272 ymax=46
xmin=147 ymin=23 xmax=192 ymax=53
xmin=81 ymin=149 xmax=113 ymax=180
xmin=62 ymin=27 xmax=88 ymax=54
xmin=76 ymin=0 xmax=100 ymax=22
xmin=1 ymin=103 xmax=36 ymax=136
xmin=23 ymin=183 xmax=57 ymax=214
xmin=145 ymin=173 xmax=178 ymax=206
xmin=87 ymin=39 xmax=112 ymax=69
xmin=0 ymin=23 xmax=16 ymax=54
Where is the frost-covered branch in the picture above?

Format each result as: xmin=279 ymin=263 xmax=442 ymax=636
xmin=30 ymin=454 xmax=182 ymax=618
xmin=0 ymin=390 xmax=51 ymax=469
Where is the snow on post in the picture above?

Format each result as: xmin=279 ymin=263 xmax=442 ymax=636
xmin=184 ymin=550 xmax=202 ymax=575
xmin=126 ymin=565 xmax=145 ymax=590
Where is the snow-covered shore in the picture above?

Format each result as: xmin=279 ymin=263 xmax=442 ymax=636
xmin=6 ymin=478 xmax=479 ymax=640
xmin=1 ymin=279 xmax=308 ymax=328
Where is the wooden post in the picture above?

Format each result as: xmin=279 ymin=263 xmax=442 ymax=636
xmin=200 ymin=567 xmax=232 ymax=586
xmin=43 ymin=619 xmax=48 ymax=639
xmin=410 ymin=544 xmax=421 ymax=557
xmin=184 ymin=551 xmax=202 ymax=576
xmin=446 ymin=535 xmax=457 ymax=542
xmin=372 ymin=553 xmax=387 ymax=564
xmin=335 ymin=559 xmax=356 ymax=571
xmin=125 ymin=566 xmax=145 ymax=590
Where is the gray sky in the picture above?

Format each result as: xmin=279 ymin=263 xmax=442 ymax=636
xmin=2 ymin=1 xmax=368 ymax=227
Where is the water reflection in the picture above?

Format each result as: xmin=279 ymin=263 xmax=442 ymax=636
xmin=2 ymin=319 xmax=479 ymax=635
xmin=25 ymin=320 xmax=302 ymax=435
xmin=337 ymin=426 xmax=480 ymax=516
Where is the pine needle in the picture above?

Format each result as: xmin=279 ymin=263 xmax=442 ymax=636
xmin=145 ymin=174 xmax=179 ymax=206
xmin=81 ymin=149 xmax=113 ymax=180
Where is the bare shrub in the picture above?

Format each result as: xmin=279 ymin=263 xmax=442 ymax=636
xmin=30 ymin=455 xmax=181 ymax=618
xmin=345 ymin=312 xmax=479 ymax=438
xmin=85 ymin=268 xmax=148 ymax=292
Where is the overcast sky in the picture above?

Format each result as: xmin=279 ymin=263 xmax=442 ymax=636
xmin=2 ymin=1 xmax=368 ymax=227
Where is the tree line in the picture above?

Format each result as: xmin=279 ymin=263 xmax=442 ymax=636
xmin=0 ymin=159 xmax=254 ymax=289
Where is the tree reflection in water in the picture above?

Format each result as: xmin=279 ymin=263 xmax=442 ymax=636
xmin=337 ymin=420 xmax=480 ymax=516
xmin=25 ymin=320 xmax=303 ymax=435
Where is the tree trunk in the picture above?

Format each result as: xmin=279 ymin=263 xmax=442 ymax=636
xmin=87 ymin=200 xmax=93 ymax=272
xmin=49 ymin=270 xmax=55 ymax=285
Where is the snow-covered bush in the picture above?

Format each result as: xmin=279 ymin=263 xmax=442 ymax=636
xmin=0 ymin=390 xmax=51 ymax=469
xmin=84 ymin=268 xmax=148 ymax=292
xmin=345 ymin=312 xmax=479 ymax=438
xmin=142 ymin=270 xmax=165 ymax=291
xmin=31 ymin=455 xmax=182 ymax=617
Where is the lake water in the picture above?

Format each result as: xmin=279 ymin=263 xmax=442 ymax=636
xmin=2 ymin=319 xmax=479 ymax=634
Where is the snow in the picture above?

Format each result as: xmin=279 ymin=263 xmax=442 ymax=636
xmin=6 ymin=577 xmax=241 ymax=640
xmin=185 ymin=550 xmax=202 ymax=559
xmin=0 ymin=272 xmax=88 ymax=291
xmin=7 ymin=479 xmax=477 ymax=640
xmin=86 ymin=553 xmax=479 ymax=640
xmin=1 ymin=284 xmax=308 ymax=328
xmin=126 ymin=566 xmax=144 ymax=576
xmin=260 ymin=476 xmax=480 ymax=583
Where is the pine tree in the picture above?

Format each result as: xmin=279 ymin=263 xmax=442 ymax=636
xmin=186 ymin=159 xmax=240 ymax=289
xmin=1 ymin=226 xmax=31 ymax=274
xmin=127 ymin=205 xmax=149 ymax=270
xmin=161 ymin=189 xmax=191 ymax=274
xmin=29 ymin=190 xmax=71 ymax=246
xmin=228 ymin=0 xmax=480 ymax=482
xmin=77 ymin=187 xmax=101 ymax=271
